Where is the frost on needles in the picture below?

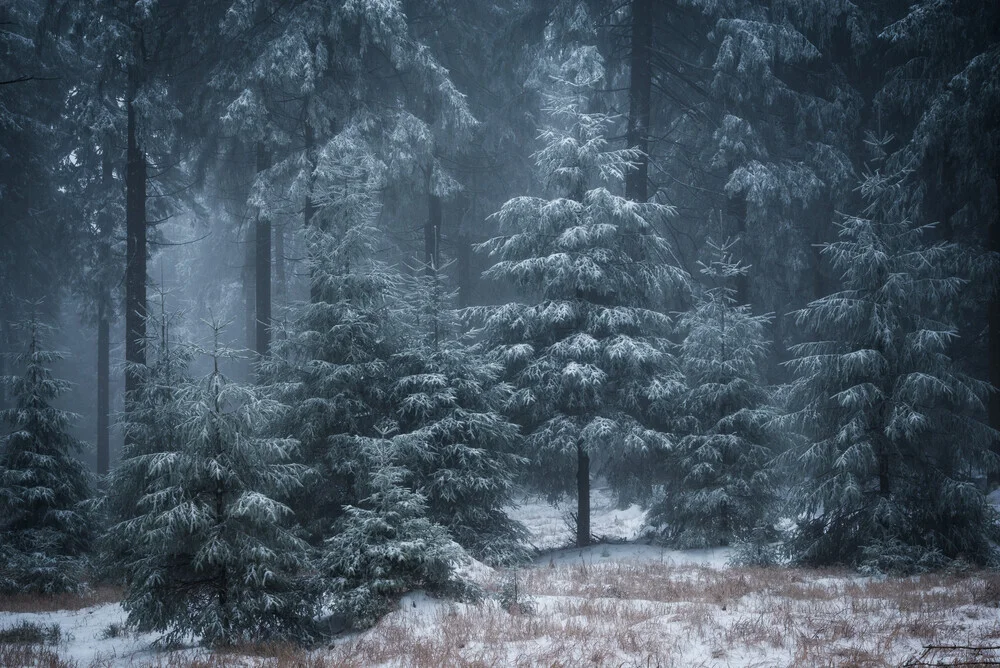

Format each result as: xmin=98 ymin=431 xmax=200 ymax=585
xmin=779 ymin=145 xmax=1000 ymax=573
xmin=0 ymin=318 xmax=95 ymax=595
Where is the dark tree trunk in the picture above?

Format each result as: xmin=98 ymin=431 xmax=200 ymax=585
xmin=243 ymin=229 xmax=255 ymax=353
xmin=576 ymin=441 xmax=591 ymax=547
xmin=303 ymin=102 xmax=322 ymax=304
xmin=124 ymin=33 xmax=147 ymax=420
xmin=457 ymin=231 xmax=473 ymax=308
xmin=0 ymin=319 xmax=8 ymax=412
xmin=97 ymin=137 xmax=113 ymax=475
xmin=989 ymin=170 xmax=1000 ymax=484
xmin=254 ymin=143 xmax=272 ymax=358
xmin=625 ymin=0 xmax=653 ymax=203
xmin=274 ymin=222 xmax=286 ymax=307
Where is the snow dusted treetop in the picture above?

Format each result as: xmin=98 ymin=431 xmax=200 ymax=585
xmin=474 ymin=26 xmax=689 ymax=546
xmin=390 ymin=263 xmax=529 ymax=566
xmin=780 ymin=142 xmax=999 ymax=571
xmin=259 ymin=129 xmax=399 ymax=543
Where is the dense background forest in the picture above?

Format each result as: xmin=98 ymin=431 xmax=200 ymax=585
xmin=1 ymin=0 xmax=998 ymax=646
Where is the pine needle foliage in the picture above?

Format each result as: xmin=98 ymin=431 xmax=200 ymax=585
xmin=322 ymin=435 xmax=466 ymax=630
xmin=391 ymin=264 xmax=529 ymax=566
xmin=0 ymin=318 xmax=94 ymax=595
xmin=649 ymin=240 xmax=780 ymax=548
xmin=779 ymin=156 xmax=1000 ymax=572
xmin=111 ymin=322 xmax=313 ymax=646
xmin=260 ymin=136 xmax=398 ymax=544
xmin=472 ymin=36 xmax=688 ymax=542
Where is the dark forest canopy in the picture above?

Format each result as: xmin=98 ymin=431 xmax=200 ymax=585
xmin=0 ymin=0 xmax=998 ymax=643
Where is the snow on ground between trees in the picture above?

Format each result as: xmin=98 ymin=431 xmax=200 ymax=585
xmin=2 ymin=487 xmax=1000 ymax=666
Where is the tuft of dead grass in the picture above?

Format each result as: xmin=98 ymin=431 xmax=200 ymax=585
xmin=5 ymin=566 xmax=1000 ymax=666
xmin=0 ymin=584 xmax=123 ymax=613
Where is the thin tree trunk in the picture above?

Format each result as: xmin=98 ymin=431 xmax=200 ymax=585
xmin=97 ymin=136 xmax=113 ymax=475
xmin=425 ymin=189 xmax=442 ymax=273
xmin=254 ymin=143 xmax=272 ymax=358
xmin=274 ymin=222 xmax=286 ymax=307
xmin=457 ymin=231 xmax=473 ymax=308
xmin=625 ymin=0 xmax=653 ymax=202
xmin=243 ymin=225 xmax=255 ymax=354
xmin=727 ymin=196 xmax=750 ymax=305
xmin=576 ymin=440 xmax=591 ymax=547
xmin=0 ymin=319 xmax=8 ymax=412
xmin=124 ymin=25 xmax=147 ymax=421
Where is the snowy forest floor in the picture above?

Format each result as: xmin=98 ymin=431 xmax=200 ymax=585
xmin=2 ymin=489 xmax=999 ymax=667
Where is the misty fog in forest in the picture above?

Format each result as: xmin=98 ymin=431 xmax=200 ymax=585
xmin=1 ymin=0 xmax=998 ymax=652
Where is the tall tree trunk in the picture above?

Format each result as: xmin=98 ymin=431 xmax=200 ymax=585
xmin=255 ymin=142 xmax=272 ymax=358
xmin=303 ymin=100 xmax=321 ymax=304
xmin=425 ymin=172 xmax=443 ymax=349
xmin=989 ymin=170 xmax=1000 ymax=484
xmin=456 ymin=231 xmax=473 ymax=308
xmin=97 ymin=137 xmax=113 ymax=475
xmin=274 ymin=222 xmax=286 ymax=308
xmin=0 ymin=319 xmax=8 ymax=412
xmin=124 ymin=26 xmax=147 ymax=422
xmin=625 ymin=0 xmax=653 ymax=202
xmin=243 ymin=226 xmax=255 ymax=354
xmin=576 ymin=440 xmax=591 ymax=547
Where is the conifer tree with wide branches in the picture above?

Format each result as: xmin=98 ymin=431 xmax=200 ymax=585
xmin=780 ymin=142 xmax=999 ymax=572
xmin=474 ymin=14 xmax=689 ymax=546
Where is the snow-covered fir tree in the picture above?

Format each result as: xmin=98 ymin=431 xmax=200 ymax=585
xmin=0 ymin=318 xmax=94 ymax=594
xmin=390 ymin=263 xmax=529 ymax=566
xmin=112 ymin=322 xmax=313 ymax=646
xmin=260 ymin=131 xmax=399 ymax=544
xmin=780 ymin=147 xmax=1000 ymax=572
xmin=473 ymin=26 xmax=688 ymax=547
xmin=322 ymin=433 xmax=466 ymax=629
xmin=103 ymin=302 xmax=192 ymax=588
xmin=648 ymin=239 xmax=780 ymax=549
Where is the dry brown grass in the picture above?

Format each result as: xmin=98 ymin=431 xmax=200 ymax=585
xmin=0 ymin=584 xmax=122 ymax=613
xmin=4 ymin=566 xmax=1000 ymax=667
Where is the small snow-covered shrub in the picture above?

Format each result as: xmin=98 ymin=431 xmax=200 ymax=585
xmin=496 ymin=570 xmax=535 ymax=615
xmin=322 ymin=440 xmax=467 ymax=630
xmin=858 ymin=538 xmax=948 ymax=576
xmin=728 ymin=540 xmax=782 ymax=568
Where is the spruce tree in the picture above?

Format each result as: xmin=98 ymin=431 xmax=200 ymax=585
xmin=260 ymin=132 xmax=399 ymax=544
xmin=103 ymin=301 xmax=191 ymax=584
xmin=391 ymin=264 xmax=529 ymax=566
xmin=112 ymin=322 xmax=313 ymax=646
xmin=474 ymin=33 xmax=688 ymax=547
xmin=649 ymin=240 xmax=779 ymax=548
xmin=780 ymin=150 xmax=999 ymax=572
xmin=0 ymin=318 xmax=94 ymax=594
xmin=322 ymin=433 xmax=465 ymax=630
